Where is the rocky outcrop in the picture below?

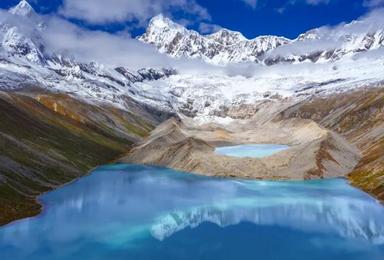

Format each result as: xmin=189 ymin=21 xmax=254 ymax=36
xmin=122 ymin=117 xmax=360 ymax=180
xmin=124 ymin=86 xmax=384 ymax=203
xmin=277 ymin=87 xmax=384 ymax=202
xmin=0 ymin=89 xmax=163 ymax=226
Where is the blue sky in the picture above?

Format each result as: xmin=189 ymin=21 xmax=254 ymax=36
xmin=1 ymin=0 xmax=383 ymax=39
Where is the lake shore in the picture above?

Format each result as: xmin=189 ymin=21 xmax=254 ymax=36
xmin=120 ymin=118 xmax=360 ymax=180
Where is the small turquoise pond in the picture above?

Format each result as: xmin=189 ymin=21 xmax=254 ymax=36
xmin=0 ymin=164 xmax=383 ymax=260
xmin=215 ymin=144 xmax=289 ymax=158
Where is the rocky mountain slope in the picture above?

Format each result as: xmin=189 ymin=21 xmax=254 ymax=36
xmin=123 ymin=117 xmax=360 ymax=180
xmin=0 ymin=88 xmax=173 ymax=225
xmin=123 ymin=87 xmax=384 ymax=203
xmin=139 ymin=14 xmax=384 ymax=65
xmin=0 ymin=1 xmax=177 ymax=115
xmin=1 ymin=1 xmax=384 ymax=123
xmin=277 ymin=87 xmax=384 ymax=202
xmin=0 ymin=1 xmax=177 ymax=225
xmin=135 ymin=10 xmax=384 ymax=122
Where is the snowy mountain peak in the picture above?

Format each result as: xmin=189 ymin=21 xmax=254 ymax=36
xmin=9 ymin=0 xmax=35 ymax=17
xmin=139 ymin=16 xmax=291 ymax=64
xmin=0 ymin=2 xmax=383 ymax=125
xmin=148 ymin=14 xmax=186 ymax=32
xmin=207 ymin=29 xmax=247 ymax=46
xmin=140 ymin=14 xmax=384 ymax=65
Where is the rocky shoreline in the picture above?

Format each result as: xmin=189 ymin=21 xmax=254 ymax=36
xmin=121 ymin=117 xmax=360 ymax=180
xmin=122 ymin=87 xmax=384 ymax=203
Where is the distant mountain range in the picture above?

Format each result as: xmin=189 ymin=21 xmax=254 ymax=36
xmin=0 ymin=0 xmax=178 ymax=114
xmin=1 ymin=0 xmax=384 ymax=120
xmin=139 ymin=14 xmax=384 ymax=65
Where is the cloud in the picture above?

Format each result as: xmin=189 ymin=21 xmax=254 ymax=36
xmin=242 ymin=0 xmax=330 ymax=9
xmin=266 ymin=8 xmax=384 ymax=58
xmin=59 ymin=0 xmax=210 ymax=26
xmin=198 ymin=22 xmax=222 ymax=34
xmin=363 ymin=0 xmax=384 ymax=7
xmin=273 ymin=0 xmax=336 ymax=14
xmin=0 ymin=6 xmax=221 ymax=74
xmin=287 ymin=0 xmax=331 ymax=6
xmin=304 ymin=0 xmax=330 ymax=5
xmin=2 ymin=3 xmax=384 ymax=80
xmin=39 ymin=15 xmax=223 ymax=74
xmin=42 ymin=17 xmax=166 ymax=68
xmin=241 ymin=0 xmax=258 ymax=9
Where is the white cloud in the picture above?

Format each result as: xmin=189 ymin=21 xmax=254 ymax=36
xmin=288 ymin=0 xmax=330 ymax=6
xmin=42 ymin=17 xmax=165 ymax=68
xmin=304 ymin=0 xmax=330 ymax=5
xmin=242 ymin=0 xmax=330 ymax=9
xmin=241 ymin=0 xmax=258 ymax=9
xmin=363 ymin=0 xmax=384 ymax=7
xmin=198 ymin=22 xmax=222 ymax=34
xmin=59 ymin=0 xmax=210 ymax=26
xmin=39 ymin=15 xmax=221 ymax=74
xmin=2 ymin=3 xmax=384 ymax=79
xmin=267 ymin=8 xmax=384 ymax=58
xmin=0 ymin=7 xmax=219 ymax=73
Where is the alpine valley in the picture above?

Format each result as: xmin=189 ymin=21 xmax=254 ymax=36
xmin=0 ymin=0 xmax=384 ymax=226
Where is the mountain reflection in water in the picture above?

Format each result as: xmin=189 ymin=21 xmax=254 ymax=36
xmin=0 ymin=164 xmax=383 ymax=260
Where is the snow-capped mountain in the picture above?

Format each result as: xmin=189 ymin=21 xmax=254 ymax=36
xmin=139 ymin=14 xmax=291 ymax=65
xmin=139 ymin=14 xmax=384 ymax=65
xmin=0 ymin=1 xmax=45 ymax=64
xmin=9 ymin=0 xmax=35 ymax=17
xmin=0 ymin=1 xmax=177 ymax=112
xmin=1 ymin=1 xmax=384 ymax=123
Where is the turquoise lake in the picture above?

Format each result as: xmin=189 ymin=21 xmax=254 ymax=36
xmin=215 ymin=144 xmax=289 ymax=158
xmin=0 ymin=163 xmax=383 ymax=259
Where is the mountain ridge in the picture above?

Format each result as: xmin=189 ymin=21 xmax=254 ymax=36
xmin=1 ymin=1 xmax=384 ymax=123
xmin=9 ymin=0 xmax=35 ymax=17
xmin=139 ymin=14 xmax=291 ymax=64
xmin=139 ymin=13 xmax=384 ymax=65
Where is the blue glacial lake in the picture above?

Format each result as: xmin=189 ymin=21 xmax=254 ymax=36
xmin=1 ymin=164 xmax=384 ymax=260
xmin=215 ymin=144 xmax=289 ymax=158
